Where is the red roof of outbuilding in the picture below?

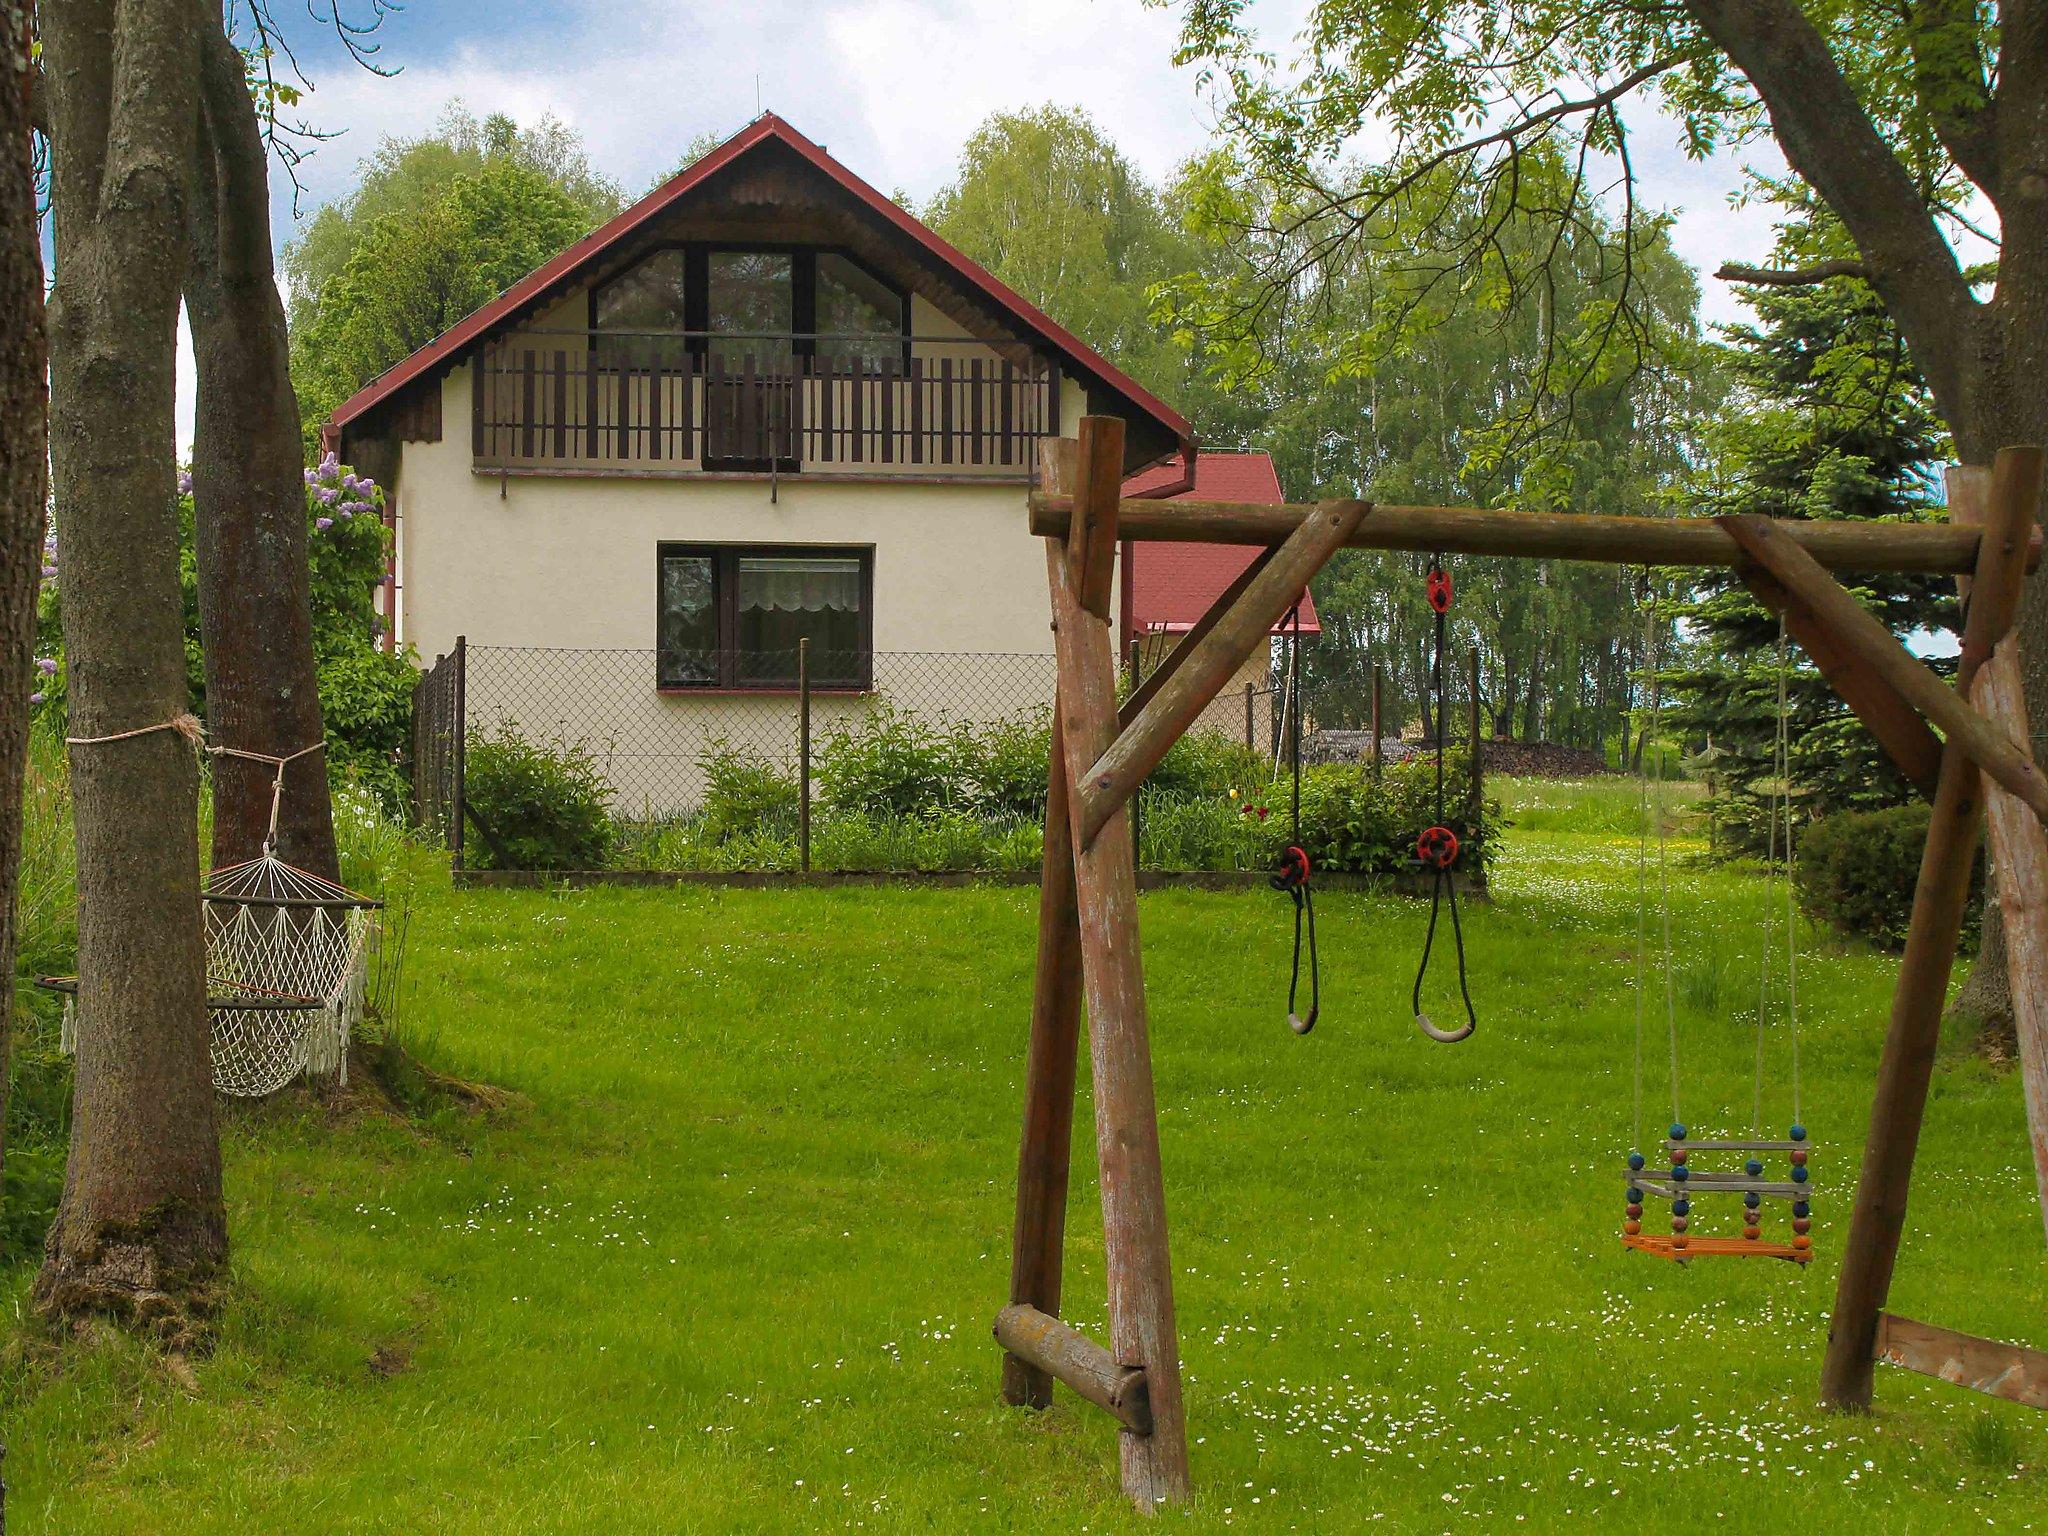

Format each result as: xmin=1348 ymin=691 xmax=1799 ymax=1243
xmin=329 ymin=113 xmax=1192 ymax=452
xmin=1124 ymin=452 xmax=1320 ymax=637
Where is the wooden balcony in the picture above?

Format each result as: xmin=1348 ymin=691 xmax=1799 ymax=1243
xmin=472 ymin=332 xmax=1058 ymax=479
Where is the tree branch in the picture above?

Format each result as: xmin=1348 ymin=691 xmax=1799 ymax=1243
xmin=1907 ymin=0 xmax=1999 ymax=193
xmin=1682 ymin=0 xmax=1981 ymax=425
xmin=1716 ymin=257 xmax=1869 ymax=286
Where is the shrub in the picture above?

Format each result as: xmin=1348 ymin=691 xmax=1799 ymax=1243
xmin=462 ymin=719 xmax=614 ymax=870
xmin=1250 ymin=753 xmax=1501 ymax=878
xmin=815 ymin=703 xmax=971 ymax=819
xmin=1148 ymin=730 xmax=1265 ymax=800
xmin=698 ymin=740 xmax=801 ymax=842
xmin=970 ymin=710 xmax=1055 ymax=819
xmin=1797 ymin=803 xmax=1981 ymax=949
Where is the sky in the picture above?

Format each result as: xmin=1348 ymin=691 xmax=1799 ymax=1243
xmin=183 ymin=0 xmax=1792 ymax=447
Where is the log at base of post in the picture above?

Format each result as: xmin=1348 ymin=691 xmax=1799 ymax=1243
xmin=994 ymin=1304 xmax=1153 ymax=1434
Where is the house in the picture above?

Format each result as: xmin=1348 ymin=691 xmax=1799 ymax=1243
xmin=1122 ymin=451 xmax=1316 ymax=754
xmin=329 ymin=114 xmax=1304 ymax=813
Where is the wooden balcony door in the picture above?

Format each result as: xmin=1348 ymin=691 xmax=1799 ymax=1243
xmin=703 ymin=249 xmax=800 ymax=471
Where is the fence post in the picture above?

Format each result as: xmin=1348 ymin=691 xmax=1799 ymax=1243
xmin=1466 ymin=646 xmax=1483 ymax=839
xmin=1126 ymin=639 xmax=1144 ymax=870
xmin=1371 ymin=661 xmax=1383 ymax=777
xmin=799 ymin=636 xmax=812 ymax=872
xmin=452 ymin=634 xmax=467 ymax=873
xmin=1244 ymin=680 xmax=1255 ymax=751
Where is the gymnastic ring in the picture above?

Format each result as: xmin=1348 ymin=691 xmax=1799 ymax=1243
xmin=1415 ymin=1010 xmax=1476 ymax=1044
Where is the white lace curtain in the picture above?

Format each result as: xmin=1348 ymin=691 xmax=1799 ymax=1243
xmin=736 ymin=557 xmax=861 ymax=614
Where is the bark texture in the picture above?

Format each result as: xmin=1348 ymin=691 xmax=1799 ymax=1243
xmin=1681 ymin=0 xmax=2048 ymax=1034
xmin=34 ymin=0 xmax=224 ymax=1339
xmin=1 ymin=12 xmax=32 ymax=1526
xmin=185 ymin=17 xmax=337 ymax=878
xmin=1 ymin=1 xmax=47 ymax=1186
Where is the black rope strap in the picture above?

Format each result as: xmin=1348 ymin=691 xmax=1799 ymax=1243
xmin=1412 ymin=557 xmax=1477 ymax=1044
xmin=1274 ymin=604 xmax=1319 ymax=1035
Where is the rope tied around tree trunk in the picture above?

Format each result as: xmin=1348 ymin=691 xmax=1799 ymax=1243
xmin=66 ymin=714 xmax=325 ymax=856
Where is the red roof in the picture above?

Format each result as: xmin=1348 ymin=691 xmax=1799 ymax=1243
xmin=329 ymin=113 xmax=1192 ymax=451
xmin=1123 ymin=452 xmax=1320 ymax=637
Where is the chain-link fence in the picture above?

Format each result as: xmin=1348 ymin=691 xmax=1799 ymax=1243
xmin=428 ymin=643 xmax=1293 ymax=823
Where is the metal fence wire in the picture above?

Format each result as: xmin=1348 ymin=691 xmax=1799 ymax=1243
xmin=413 ymin=642 xmax=1292 ymax=841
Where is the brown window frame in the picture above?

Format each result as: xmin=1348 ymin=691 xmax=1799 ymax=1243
xmin=655 ymin=542 xmax=875 ymax=692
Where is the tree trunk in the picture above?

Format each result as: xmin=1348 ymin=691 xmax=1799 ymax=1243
xmin=185 ymin=20 xmax=337 ymax=879
xmin=34 ymin=1 xmax=224 ymax=1340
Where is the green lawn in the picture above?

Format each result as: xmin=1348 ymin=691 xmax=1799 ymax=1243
xmin=7 ymin=779 xmax=2048 ymax=1532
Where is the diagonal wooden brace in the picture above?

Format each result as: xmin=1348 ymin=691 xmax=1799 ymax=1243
xmin=1719 ymin=513 xmax=2048 ymax=826
xmin=1119 ymin=545 xmax=1281 ymax=730
xmin=1073 ymin=500 xmax=1368 ymax=850
xmin=1734 ymin=561 xmax=1942 ymax=799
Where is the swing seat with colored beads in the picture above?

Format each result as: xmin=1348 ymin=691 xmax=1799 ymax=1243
xmin=1622 ymin=1127 xmax=1814 ymax=1264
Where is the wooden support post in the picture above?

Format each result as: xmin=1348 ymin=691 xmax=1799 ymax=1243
xmin=995 ymin=1304 xmax=1153 ymax=1433
xmin=1073 ymin=501 xmax=1367 ymax=849
xmin=1047 ymin=418 xmax=1191 ymax=1509
xmin=1244 ymin=681 xmax=1254 ymax=750
xmin=1820 ymin=446 xmax=2040 ymax=1410
xmin=1948 ymin=460 xmax=2048 ymax=1248
xmin=1004 ymin=444 xmax=1086 ymax=1410
xmin=1720 ymin=514 xmax=2048 ymax=823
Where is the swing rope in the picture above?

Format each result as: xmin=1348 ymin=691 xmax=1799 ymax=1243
xmin=1412 ymin=555 xmax=1477 ymax=1044
xmin=1273 ymin=604 xmax=1319 ymax=1035
xmin=1631 ymin=575 xmax=1680 ymax=1143
xmin=1757 ymin=613 xmax=1804 ymax=1130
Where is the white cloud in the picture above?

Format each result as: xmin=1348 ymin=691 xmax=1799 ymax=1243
xmin=188 ymin=0 xmax=1793 ymax=452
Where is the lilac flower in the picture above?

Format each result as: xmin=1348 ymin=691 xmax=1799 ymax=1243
xmin=35 ymin=657 xmax=56 ymax=675
xmin=315 ymin=516 xmax=334 ymax=531
xmin=338 ymin=499 xmax=372 ymax=515
xmin=29 ymin=692 xmax=43 ymax=706
xmin=304 ymin=466 xmax=319 ymax=485
xmin=315 ymin=485 xmax=340 ymax=505
xmin=319 ymin=451 xmax=339 ymax=473
xmin=337 ymin=509 xmax=353 ymax=520
xmin=177 ymin=470 xmax=193 ymax=495
xmin=41 ymin=564 xmax=56 ymax=579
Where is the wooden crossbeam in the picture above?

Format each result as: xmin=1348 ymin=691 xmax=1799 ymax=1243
xmin=994 ymin=1304 xmax=1154 ymax=1434
xmin=1029 ymin=494 xmax=2039 ymax=575
xmin=1875 ymin=1313 xmax=2048 ymax=1409
xmin=1720 ymin=514 xmax=2048 ymax=826
xmin=1074 ymin=501 xmax=1367 ymax=849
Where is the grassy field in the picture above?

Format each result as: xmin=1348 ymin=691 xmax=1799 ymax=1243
xmin=6 ymin=778 xmax=2047 ymax=1532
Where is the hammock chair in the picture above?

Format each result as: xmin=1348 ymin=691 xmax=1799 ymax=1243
xmin=52 ymin=732 xmax=380 ymax=1097
xmin=1622 ymin=603 xmax=1812 ymax=1264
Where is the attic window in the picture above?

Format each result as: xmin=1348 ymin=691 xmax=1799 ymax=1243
xmin=594 ymin=249 xmax=687 ymax=368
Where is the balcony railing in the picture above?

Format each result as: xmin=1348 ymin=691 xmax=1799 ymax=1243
xmin=473 ymin=331 xmax=1058 ymax=477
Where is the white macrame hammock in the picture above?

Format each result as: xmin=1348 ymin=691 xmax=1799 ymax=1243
xmin=54 ymin=729 xmax=380 ymax=1098
xmin=200 ymin=853 xmax=378 ymax=1096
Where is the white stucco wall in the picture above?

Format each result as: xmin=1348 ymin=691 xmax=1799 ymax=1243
xmin=395 ymin=361 xmax=1111 ymax=814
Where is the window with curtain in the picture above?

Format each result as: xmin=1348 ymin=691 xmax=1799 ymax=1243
xmin=657 ymin=545 xmax=871 ymax=689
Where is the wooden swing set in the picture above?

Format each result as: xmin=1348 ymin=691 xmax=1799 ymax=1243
xmin=994 ymin=419 xmax=2048 ymax=1510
